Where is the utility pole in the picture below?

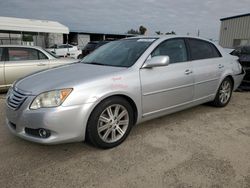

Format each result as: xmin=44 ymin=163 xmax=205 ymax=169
xmin=197 ymin=29 xmax=200 ymax=37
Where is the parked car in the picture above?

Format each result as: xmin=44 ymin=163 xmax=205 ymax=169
xmin=47 ymin=44 xmax=82 ymax=59
xmin=0 ymin=45 xmax=76 ymax=92
xmin=82 ymin=41 xmax=110 ymax=57
xmin=230 ymin=46 xmax=250 ymax=90
xmin=5 ymin=36 xmax=244 ymax=148
xmin=223 ymin=48 xmax=235 ymax=54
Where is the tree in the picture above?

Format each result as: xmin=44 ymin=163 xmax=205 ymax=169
xmin=127 ymin=29 xmax=140 ymax=35
xmin=155 ymin=31 xmax=163 ymax=35
xmin=127 ymin=25 xmax=147 ymax=35
xmin=139 ymin=25 xmax=147 ymax=35
xmin=166 ymin=31 xmax=176 ymax=35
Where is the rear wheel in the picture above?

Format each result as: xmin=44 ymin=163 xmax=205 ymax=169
xmin=212 ymin=77 xmax=233 ymax=107
xmin=77 ymin=54 xmax=83 ymax=59
xmin=86 ymin=97 xmax=133 ymax=149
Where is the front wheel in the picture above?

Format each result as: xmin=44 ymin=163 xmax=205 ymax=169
xmin=212 ymin=77 xmax=233 ymax=107
xmin=86 ymin=97 xmax=134 ymax=149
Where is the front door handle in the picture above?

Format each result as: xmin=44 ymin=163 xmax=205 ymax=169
xmin=185 ymin=69 xmax=193 ymax=75
xmin=218 ymin=64 xmax=224 ymax=69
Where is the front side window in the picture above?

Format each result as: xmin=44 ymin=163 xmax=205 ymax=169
xmin=8 ymin=48 xmax=39 ymax=61
xmin=82 ymin=38 xmax=156 ymax=67
xmin=44 ymin=49 xmax=59 ymax=58
xmin=151 ymin=39 xmax=187 ymax=64
xmin=188 ymin=39 xmax=221 ymax=60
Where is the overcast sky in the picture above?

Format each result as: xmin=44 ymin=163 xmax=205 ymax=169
xmin=0 ymin=0 xmax=249 ymax=40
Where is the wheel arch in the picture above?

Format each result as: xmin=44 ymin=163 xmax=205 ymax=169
xmin=218 ymin=72 xmax=235 ymax=92
xmin=226 ymin=75 xmax=234 ymax=89
xmin=87 ymin=94 xmax=139 ymax=126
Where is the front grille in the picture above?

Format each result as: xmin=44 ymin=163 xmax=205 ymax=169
xmin=7 ymin=89 xmax=27 ymax=110
xmin=25 ymin=128 xmax=40 ymax=137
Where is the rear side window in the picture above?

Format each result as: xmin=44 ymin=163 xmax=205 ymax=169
xmin=0 ymin=48 xmax=3 ymax=61
xmin=8 ymin=48 xmax=39 ymax=61
xmin=59 ymin=45 xmax=73 ymax=49
xmin=188 ymin=39 xmax=221 ymax=60
xmin=38 ymin=51 xmax=48 ymax=60
xmin=151 ymin=39 xmax=187 ymax=64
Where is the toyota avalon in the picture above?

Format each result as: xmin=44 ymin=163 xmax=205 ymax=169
xmin=5 ymin=36 xmax=245 ymax=148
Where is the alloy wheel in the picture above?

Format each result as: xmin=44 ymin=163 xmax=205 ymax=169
xmin=219 ymin=80 xmax=232 ymax=104
xmin=97 ymin=104 xmax=129 ymax=143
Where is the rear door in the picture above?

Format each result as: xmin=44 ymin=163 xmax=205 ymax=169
xmin=4 ymin=47 xmax=49 ymax=86
xmin=0 ymin=47 xmax=5 ymax=90
xmin=186 ymin=38 xmax=223 ymax=99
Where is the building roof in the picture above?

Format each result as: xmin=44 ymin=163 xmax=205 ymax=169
xmin=220 ymin=13 xmax=250 ymax=21
xmin=0 ymin=16 xmax=69 ymax=34
xmin=70 ymin=30 xmax=135 ymax=36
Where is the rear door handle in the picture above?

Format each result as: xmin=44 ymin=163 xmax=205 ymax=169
xmin=185 ymin=69 xmax=193 ymax=75
xmin=218 ymin=64 xmax=224 ymax=69
xmin=37 ymin=63 xmax=46 ymax=66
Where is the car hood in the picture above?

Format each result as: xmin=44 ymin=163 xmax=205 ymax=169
xmin=14 ymin=63 xmax=126 ymax=95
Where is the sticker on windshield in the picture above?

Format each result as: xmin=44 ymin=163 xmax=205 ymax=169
xmin=137 ymin=39 xmax=156 ymax=42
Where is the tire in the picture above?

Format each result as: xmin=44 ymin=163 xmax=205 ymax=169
xmin=211 ymin=77 xmax=233 ymax=107
xmin=86 ymin=97 xmax=134 ymax=149
xmin=77 ymin=54 xmax=83 ymax=59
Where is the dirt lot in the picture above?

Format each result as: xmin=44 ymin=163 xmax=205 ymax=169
xmin=0 ymin=92 xmax=249 ymax=188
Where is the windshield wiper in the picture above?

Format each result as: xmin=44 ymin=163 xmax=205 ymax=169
xmin=83 ymin=62 xmax=107 ymax=66
xmin=82 ymin=61 xmax=128 ymax=67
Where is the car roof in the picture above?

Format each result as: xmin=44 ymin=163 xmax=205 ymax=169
xmin=0 ymin=45 xmax=43 ymax=50
xmin=125 ymin=35 xmax=215 ymax=43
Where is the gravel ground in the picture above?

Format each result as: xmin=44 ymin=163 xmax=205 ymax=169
xmin=0 ymin=92 xmax=249 ymax=188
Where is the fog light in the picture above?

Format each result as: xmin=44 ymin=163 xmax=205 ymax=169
xmin=39 ymin=129 xmax=50 ymax=138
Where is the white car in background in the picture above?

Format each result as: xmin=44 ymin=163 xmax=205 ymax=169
xmin=47 ymin=44 xmax=83 ymax=59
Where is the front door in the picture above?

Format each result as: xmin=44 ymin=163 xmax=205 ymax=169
xmin=140 ymin=38 xmax=194 ymax=116
xmin=4 ymin=47 xmax=49 ymax=86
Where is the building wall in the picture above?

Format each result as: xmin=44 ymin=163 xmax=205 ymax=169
xmin=77 ymin=34 xmax=90 ymax=48
xmin=219 ymin=15 xmax=250 ymax=48
xmin=0 ymin=31 xmax=64 ymax=48
xmin=0 ymin=32 xmax=22 ymax=45
xmin=48 ymin=33 xmax=63 ymax=47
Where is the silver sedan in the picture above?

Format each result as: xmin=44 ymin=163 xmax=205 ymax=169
xmin=5 ymin=36 xmax=245 ymax=148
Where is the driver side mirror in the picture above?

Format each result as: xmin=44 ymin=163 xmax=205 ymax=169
xmin=143 ymin=56 xmax=170 ymax=68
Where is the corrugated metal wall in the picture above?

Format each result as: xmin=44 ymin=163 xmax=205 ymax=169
xmin=219 ymin=15 xmax=250 ymax=48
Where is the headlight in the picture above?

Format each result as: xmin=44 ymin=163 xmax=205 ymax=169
xmin=30 ymin=89 xmax=72 ymax=110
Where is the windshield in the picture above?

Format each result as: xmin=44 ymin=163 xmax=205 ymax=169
xmin=44 ymin=49 xmax=59 ymax=58
xmin=241 ymin=46 xmax=250 ymax=55
xmin=81 ymin=38 xmax=156 ymax=67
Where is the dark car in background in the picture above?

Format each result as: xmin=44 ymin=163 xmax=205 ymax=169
xmin=231 ymin=46 xmax=250 ymax=90
xmin=82 ymin=41 xmax=110 ymax=57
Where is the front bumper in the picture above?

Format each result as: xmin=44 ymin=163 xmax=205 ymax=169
xmin=5 ymin=96 xmax=93 ymax=144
